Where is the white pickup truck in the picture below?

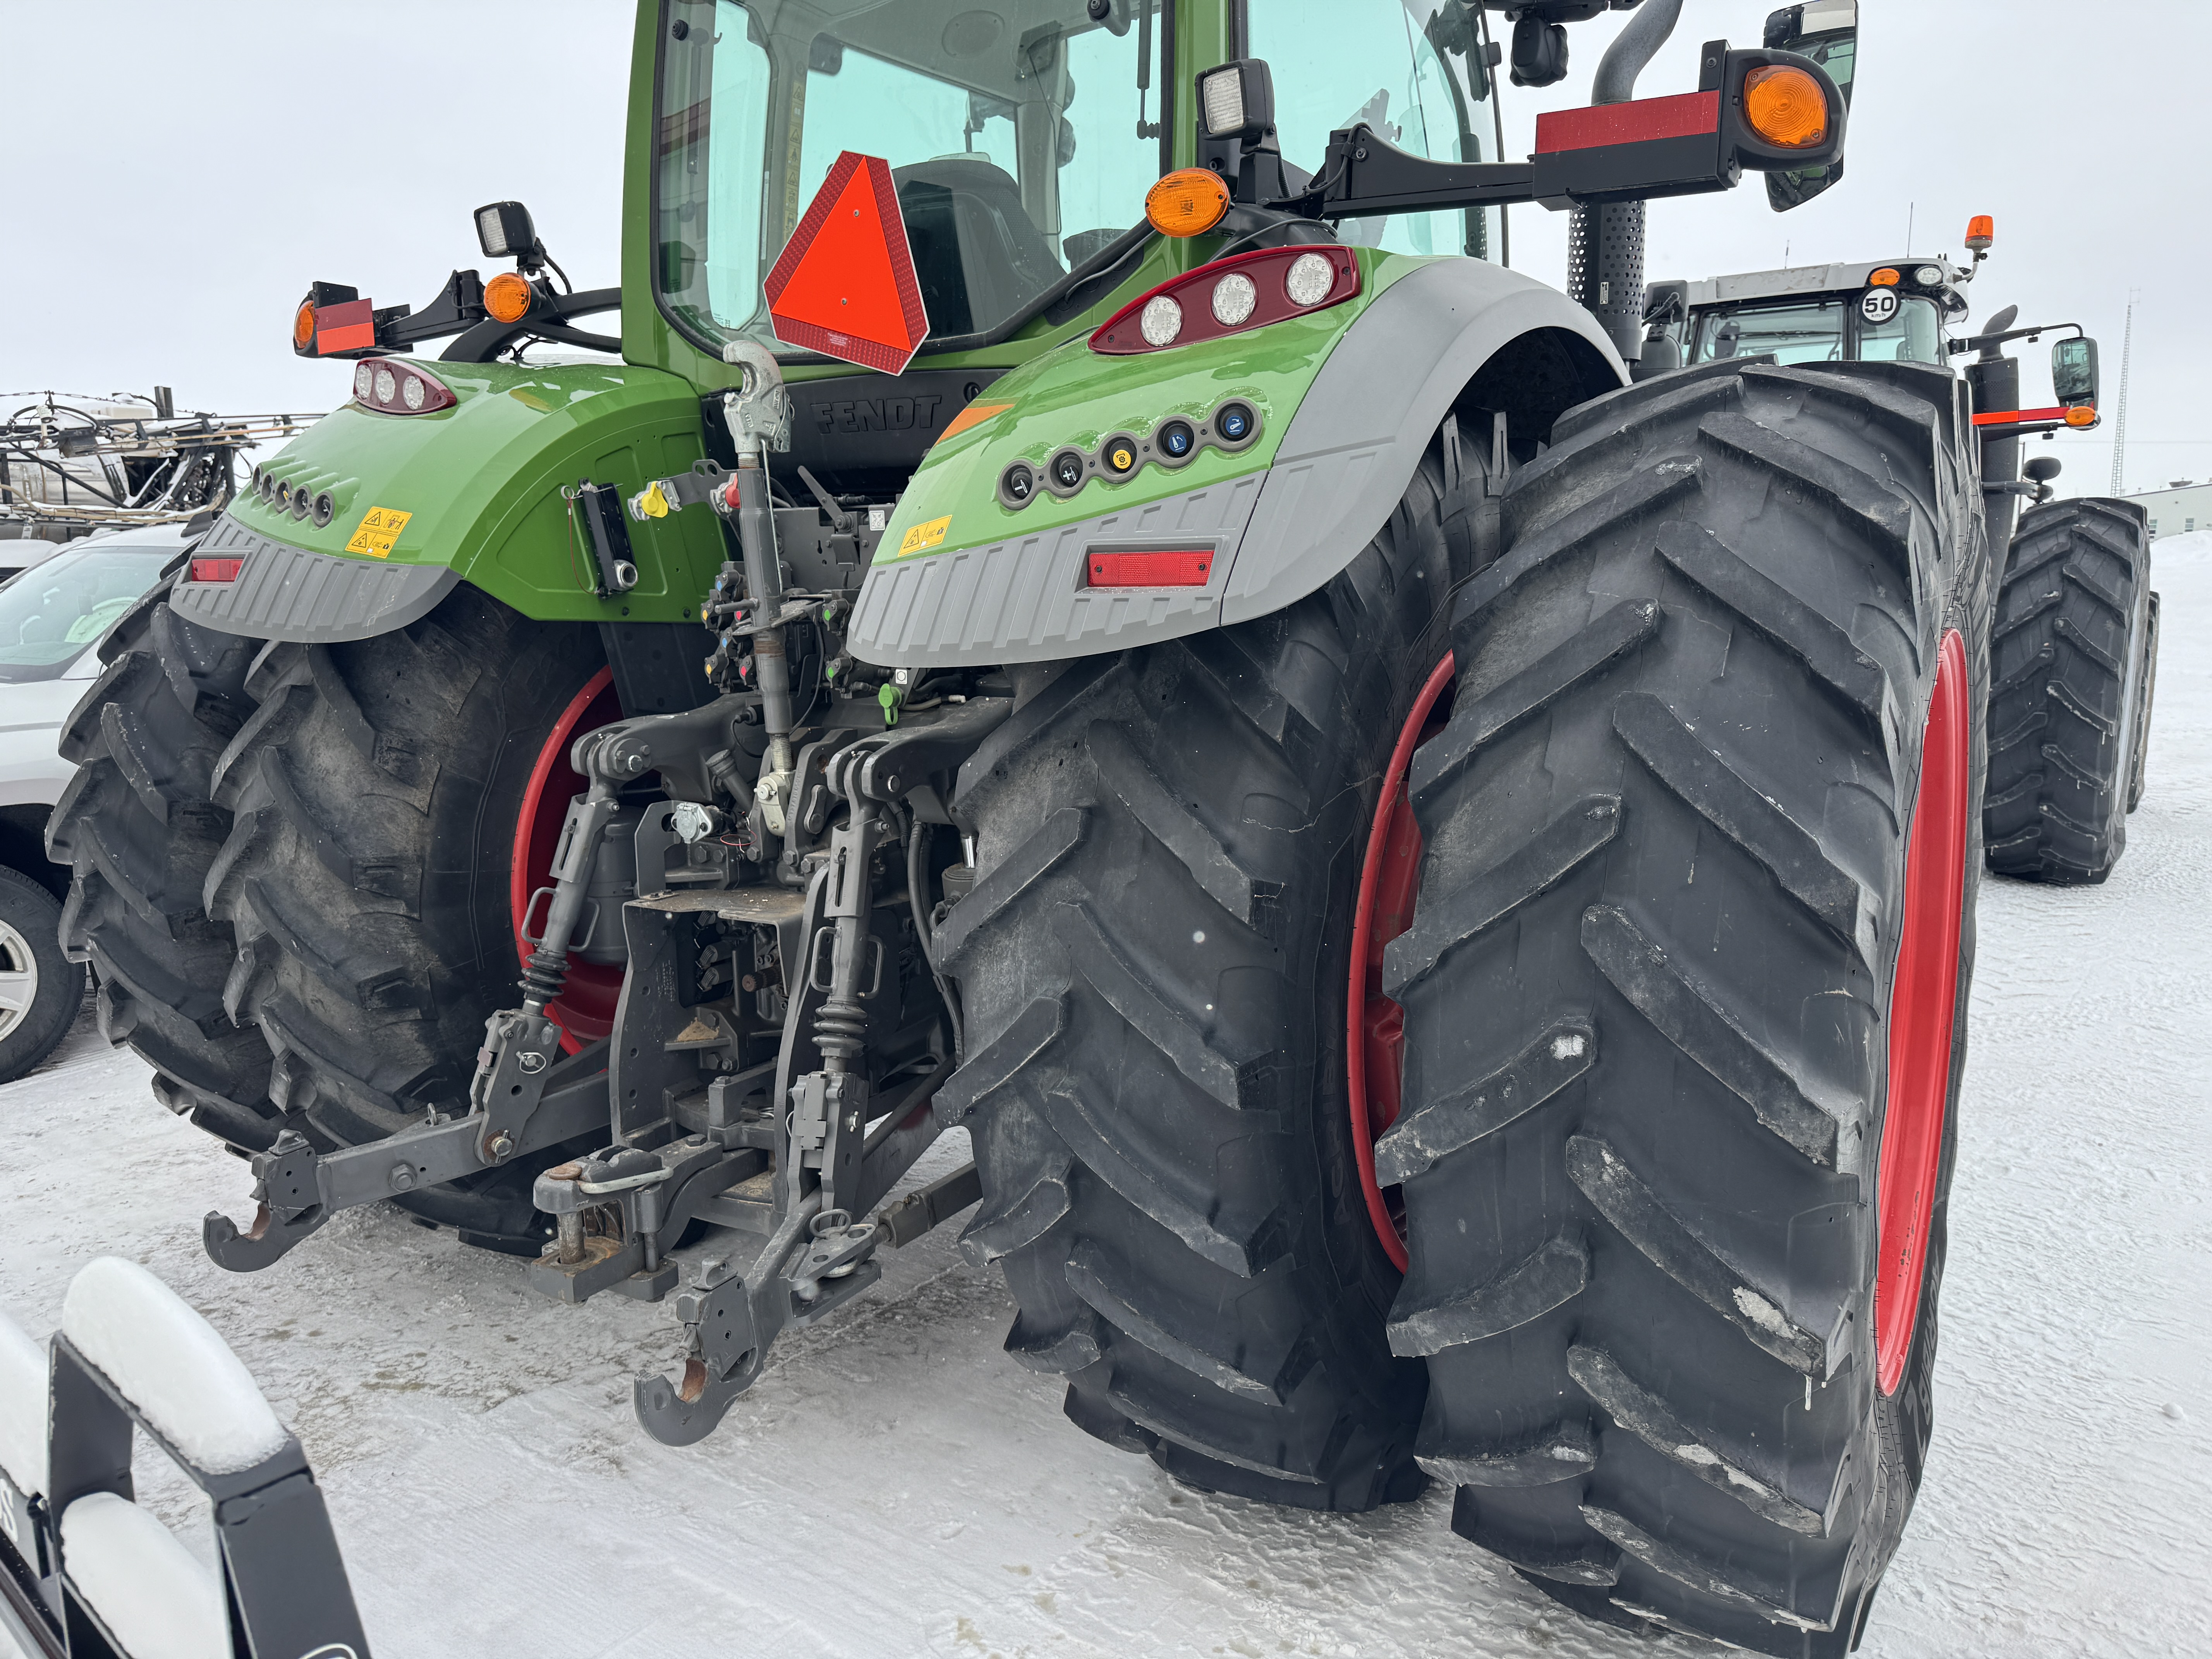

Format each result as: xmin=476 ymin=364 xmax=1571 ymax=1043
xmin=0 ymin=524 xmax=191 ymax=1080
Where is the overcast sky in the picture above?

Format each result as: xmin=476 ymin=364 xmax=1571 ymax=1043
xmin=5 ymin=1 xmax=2205 ymax=500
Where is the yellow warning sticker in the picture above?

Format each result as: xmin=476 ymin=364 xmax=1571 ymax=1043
xmin=344 ymin=507 xmax=412 ymax=559
xmin=897 ymin=514 xmax=952 ymax=556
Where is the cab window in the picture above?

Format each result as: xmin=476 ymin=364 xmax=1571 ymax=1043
xmin=1855 ymin=294 xmax=1944 ymax=365
xmin=1252 ymin=0 xmax=1505 ymax=261
xmin=1692 ymin=302 xmax=1846 ymax=366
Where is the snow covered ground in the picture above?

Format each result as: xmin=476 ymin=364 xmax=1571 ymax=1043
xmin=5 ymin=539 xmax=2210 ymax=1659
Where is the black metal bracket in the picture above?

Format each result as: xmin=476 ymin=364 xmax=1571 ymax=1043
xmin=1298 ymin=43 xmax=1843 ymax=223
xmin=203 ymin=1051 xmax=611 ymax=1273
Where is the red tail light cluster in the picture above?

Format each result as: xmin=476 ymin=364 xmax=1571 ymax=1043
xmin=1090 ymin=244 xmax=1362 ymax=355
xmin=187 ymin=557 xmax=244 ymax=584
xmin=352 ymin=359 xmax=456 ymax=415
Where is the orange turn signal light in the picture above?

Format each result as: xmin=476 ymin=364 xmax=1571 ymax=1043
xmin=1869 ymin=268 xmax=1901 ymax=287
xmin=1145 ymin=169 xmax=1231 ymax=239
xmin=2064 ymin=405 xmax=2097 ymax=428
xmin=1741 ymin=64 xmax=1827 ymax=149
xmin=1964 ymin=214 xmax=1995 ymax=251
xmin=292 ymin=300 xmax=316 ymax=350
xmin=484 ymin=271 xmax=535 ymax=325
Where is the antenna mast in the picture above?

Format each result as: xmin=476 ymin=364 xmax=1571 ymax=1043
xmin=2109 ymin=295 xmax=2136 ymax=495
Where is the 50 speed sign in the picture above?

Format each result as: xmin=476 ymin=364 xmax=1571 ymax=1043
xmin=1860 ymin=287 xmax=1900 ymax=325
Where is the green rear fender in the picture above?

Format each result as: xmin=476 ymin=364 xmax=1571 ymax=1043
xmin=848 ymin=252 xmax=1626 ymax=670
xmin=239 ymin=359 xmax=726 ymax=626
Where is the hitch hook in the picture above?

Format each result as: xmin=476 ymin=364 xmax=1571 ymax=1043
xmin=202 ymin=1129 xmax=329 ymax=1271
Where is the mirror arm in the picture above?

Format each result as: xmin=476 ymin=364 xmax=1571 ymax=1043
xmin=1947 ymin=321 xmax=2085 ymax=356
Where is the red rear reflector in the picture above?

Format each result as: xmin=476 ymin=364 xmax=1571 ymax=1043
xmin=1535 ymin=90 xmax=1720 ymax=153
xmin=1087 ymin=550 xmax=1212 ymax=587
xmin=189 ymin=557 xmax=243 ymax=584
xmin=315 ymin=298 xmax=377 ymax=355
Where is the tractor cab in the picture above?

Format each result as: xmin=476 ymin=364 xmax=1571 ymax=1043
xmin=1638 ymin=254 xmax=1972 ymax=375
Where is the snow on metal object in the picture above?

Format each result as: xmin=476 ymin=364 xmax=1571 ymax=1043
xmin=0 ymin=1309 xmax=45 ymax=1501
xmin=60 ymin=1257 xmax=287 ymax=1474
xmin=763 ymin=151 xmax=930 ymax=375
xmin=58 ymin=1491 xmax=230 ymax=1659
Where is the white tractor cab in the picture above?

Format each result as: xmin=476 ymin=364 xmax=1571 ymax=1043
xmin=1638 ymin=252 xmax=1968 ymax=375
xmin=1640 ymin=221 xmax=2107 ymax=554
xmin=0 ymin=522 xmax=195 ymax=1081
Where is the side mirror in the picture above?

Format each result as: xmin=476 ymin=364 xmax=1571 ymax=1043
xmin=2052 ymin=337 xmax=2099 ymax=407
xmin=2024 ymin=455 xmax=2063 ymax=484
xmin=1763 ymin=0 xmax=1857 ymax=211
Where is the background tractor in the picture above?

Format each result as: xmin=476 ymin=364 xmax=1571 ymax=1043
xmin=44 ymin=0 xmax=2008 ymax=1649
xmin=1645 ymin=239 xmax=2155 ymax=882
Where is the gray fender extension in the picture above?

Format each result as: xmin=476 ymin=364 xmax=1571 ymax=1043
xmin=168 ymin=512 xmax=461 ymax=642
xmin=847 ymin=259 xmax=1625 ymax=670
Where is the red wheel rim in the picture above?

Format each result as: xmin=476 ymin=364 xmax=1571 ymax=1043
xmin=1347 ymin=654 xmax=1456 ymax=1273
xmin=1875 ymin=629 xmax=1970 ymax=1395
xmin=512 ymin=666 xmax=625 ymax=1055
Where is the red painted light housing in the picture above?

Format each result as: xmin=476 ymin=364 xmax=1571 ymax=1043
xmin=1086 ymin=549 xmax=1213 ymax=587
xmin=188 ymin=557 xmax=243 ymax=584
xmin=351 ymin=359 xmax=456 ymax=416
xmin=1090 ymin=244 xmax=1362 ymax=355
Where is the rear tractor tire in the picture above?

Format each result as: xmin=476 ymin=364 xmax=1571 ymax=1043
xmin=938 ymin=428 xmax=1503 ymax=1511
xmin=1984 ymin=496 xmax=2154 ymax=883
xmin=1386 ymin=359 xmax=1989 ymax=1653
xmin=54 ymin=579 xmax=619 ymax=1252
xmin=48 ymin=588 xmax=275 ymax=1145
xmin=201 ymin=586 xmax=617 ymax=1250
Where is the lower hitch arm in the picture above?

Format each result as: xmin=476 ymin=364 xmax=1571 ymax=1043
xmin=202 ymin=1056 xmax=610 ymax=1271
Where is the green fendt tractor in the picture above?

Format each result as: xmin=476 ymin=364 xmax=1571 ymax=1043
xmin=49 ymin=0 xmax=1997 ymax=1648
xmin=1644 ymin=235 xmax=2155 ymax=882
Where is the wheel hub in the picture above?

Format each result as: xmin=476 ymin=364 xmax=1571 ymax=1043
xmin=0 ymin=916 xmax=38 ymax=1041
xmin=1347 ymin=654 xmax=1456 ymax=1273
xmin=512 ymin=666 xmax=625 ymax=1053
xmin=1876 ymin=628 xmax=1970 ymax=1394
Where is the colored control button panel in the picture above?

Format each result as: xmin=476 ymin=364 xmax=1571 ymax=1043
xmin=997 ymin=398 xmax=1262 ymax=511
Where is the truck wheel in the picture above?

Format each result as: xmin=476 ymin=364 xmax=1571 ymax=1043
xmin=936 ymin=435 xmax=1494 ymax=1510
xmin=1983 ymin=496 xmax=2152 ymax=883
xmin=48 ymin=589 xmax=275 ymax=1145
xmin=201 ymin=585 xmax=613 ymax=1251
xmin=0 ymin=866 xmax=86 ymax=1083
xmin=1385 ymin=361 xmax=1988 ymax=1652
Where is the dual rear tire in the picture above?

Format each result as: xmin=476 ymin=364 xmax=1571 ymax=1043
xmin=50 ymin=584 xmax=610 ymax=1250
xmin=1388 ymin=360 xmax=1987 ymax=1652
xmin=950 ymin=359 xmax=1987 ymax=1652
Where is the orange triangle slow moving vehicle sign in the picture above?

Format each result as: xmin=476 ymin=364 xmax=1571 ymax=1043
xmin=764 ymin=152 xmax=930 ymax=374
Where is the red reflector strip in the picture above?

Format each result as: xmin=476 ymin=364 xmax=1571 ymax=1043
xmin=188 ymin=557 xmax=243 ymax=584
xmin=1087 ymin=550 xmax=1212 ymax=588
xmin=315 ymin=298 xmax=377 ymax=355
xmin=1535 ymin=90 xmax=1719 ymax=153
xmin=1973 ymin=405 xmax=2072 ymax=426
